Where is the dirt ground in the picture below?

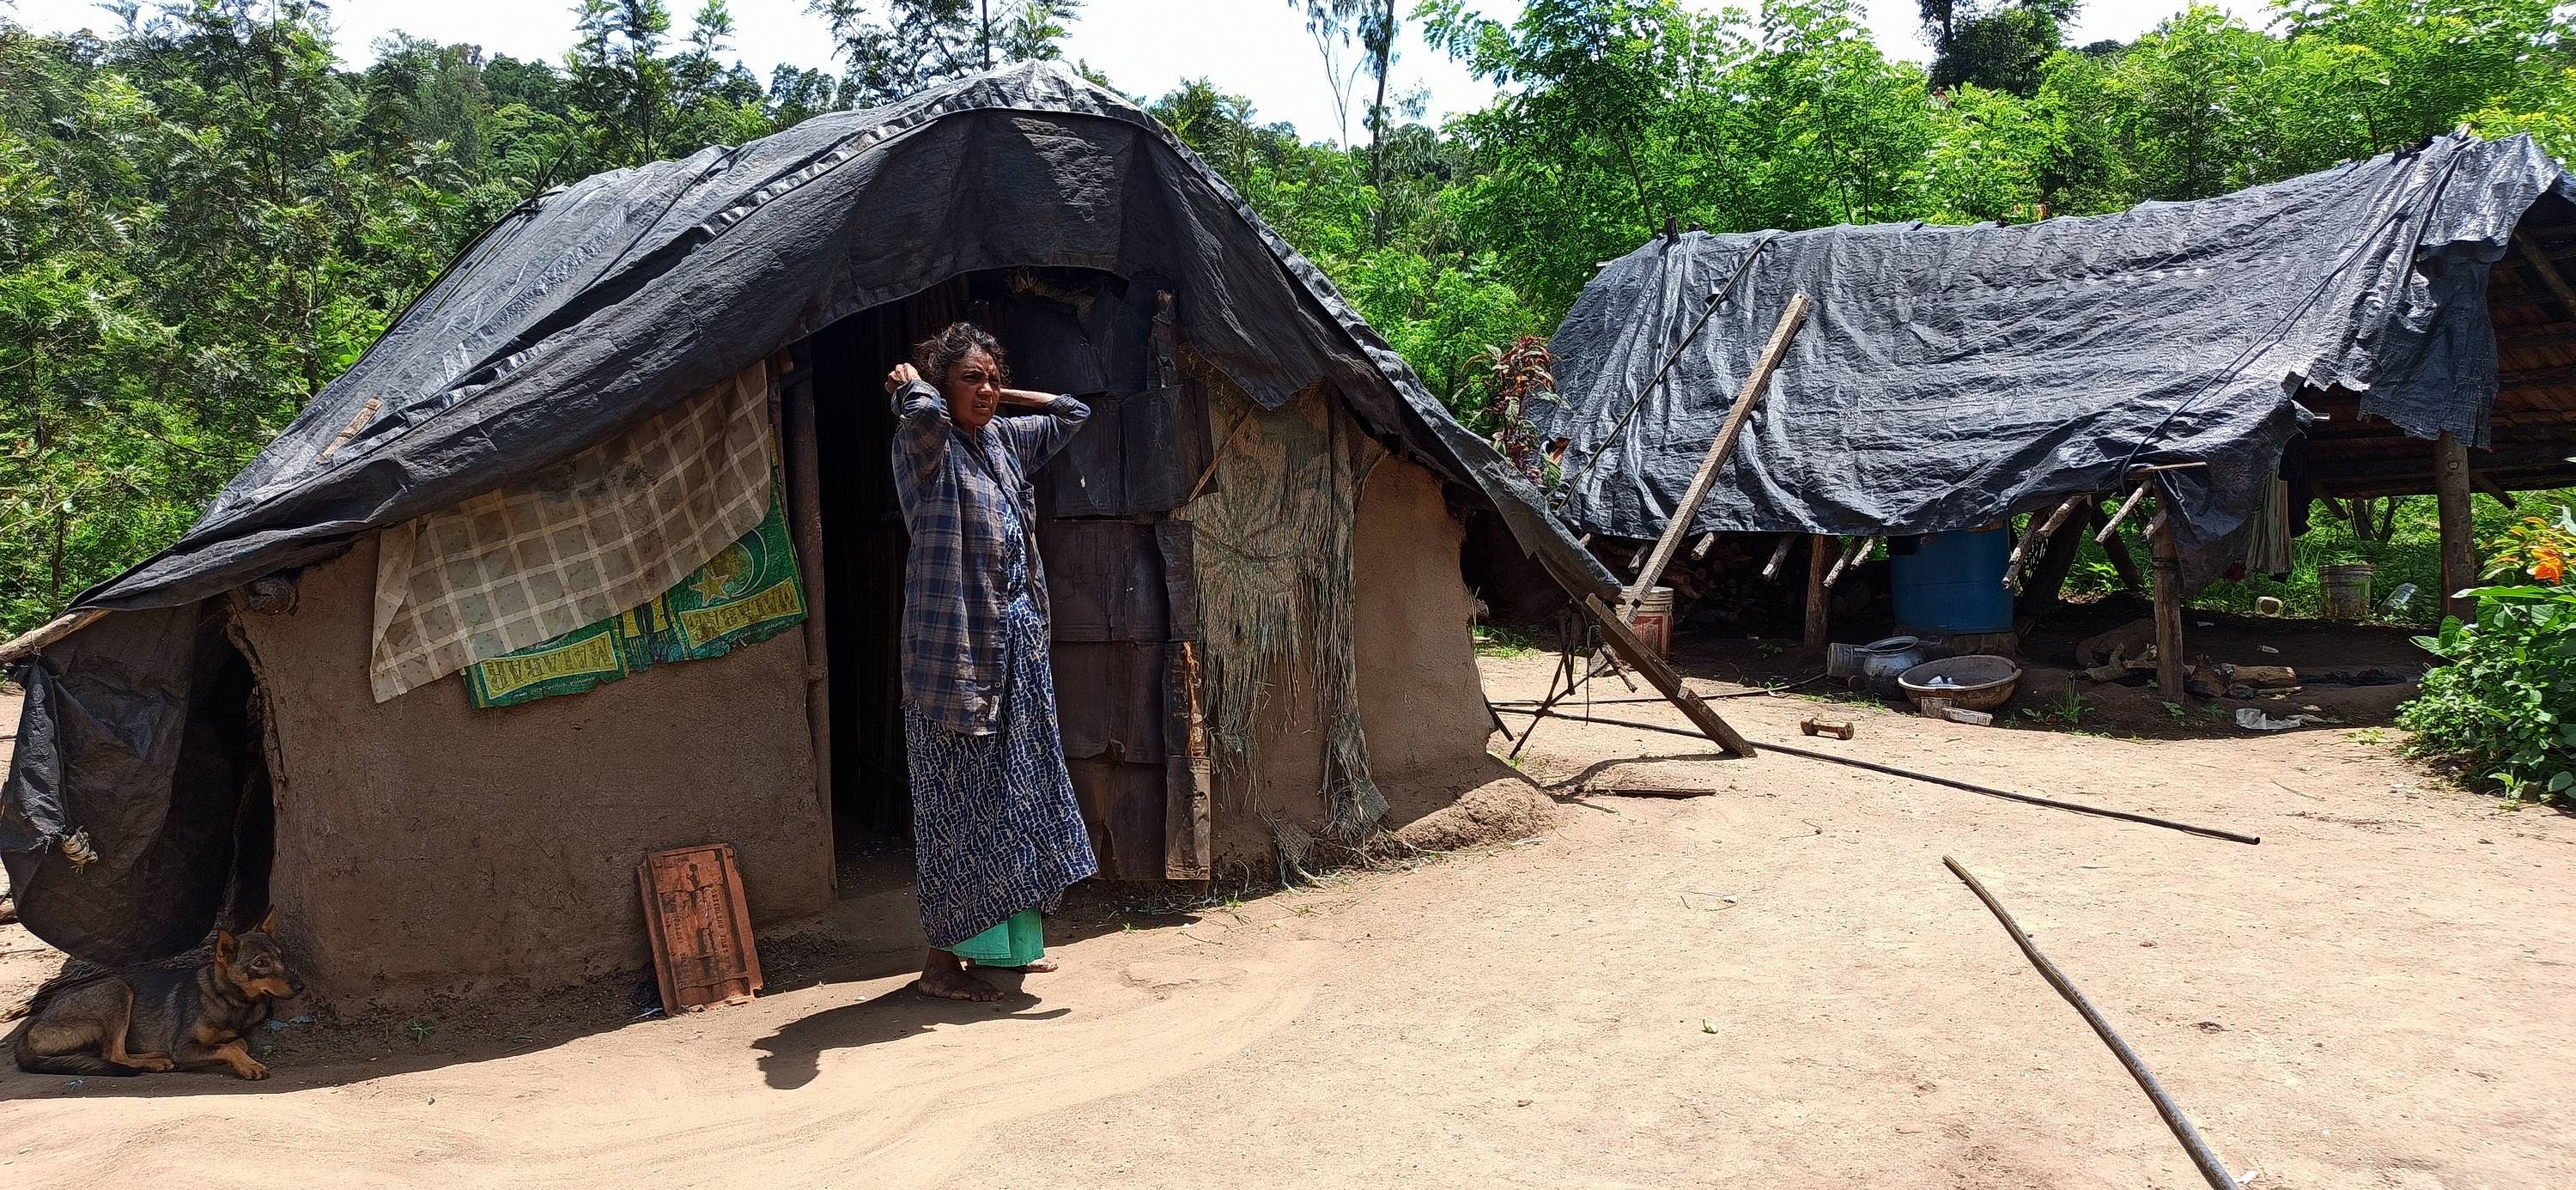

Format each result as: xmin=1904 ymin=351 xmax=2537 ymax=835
xmin=3 ymin=658 xmax=2574 ymax=1188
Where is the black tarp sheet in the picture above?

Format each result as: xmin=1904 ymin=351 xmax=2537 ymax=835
xmin=1539 ymin=133 xmax=2573 ymax=582
xmin=3 ymin=62 xmax=1613 ymax=963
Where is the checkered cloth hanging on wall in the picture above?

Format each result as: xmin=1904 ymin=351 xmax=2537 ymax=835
xmin=368 ymin=361 xmax=774 ymax=703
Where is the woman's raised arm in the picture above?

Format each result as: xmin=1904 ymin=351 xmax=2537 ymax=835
xmin=998 ymin=388 xmax=1090 ymax=469
xmin=888 ymin=363 xmax=951 ymax=497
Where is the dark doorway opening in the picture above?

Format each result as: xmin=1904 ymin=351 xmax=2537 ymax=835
xmin=795 ymin=264 xmax=1204 ymax=887
xmin=805 ymin=289 xmax=950 ymax=853
xmin=190 ymin=620 xmax=273 ymax=932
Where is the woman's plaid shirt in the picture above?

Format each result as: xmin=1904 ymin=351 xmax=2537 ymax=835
xmin=890 ymin=379 xmax=1090 ymax=735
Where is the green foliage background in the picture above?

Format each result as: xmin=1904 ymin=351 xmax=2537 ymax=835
xmin=3 ymin=0 xmax=2575 ymax=637
xmin=2399 ymin=508 xmax=2576 ymax=800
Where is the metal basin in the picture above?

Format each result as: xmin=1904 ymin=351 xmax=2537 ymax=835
xmin=1898 ymin=654 xmax=2021 ymax=713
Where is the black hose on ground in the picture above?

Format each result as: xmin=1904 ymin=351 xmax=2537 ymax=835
xmin=1942 ymin=856 xmax=2243 ymax=1190
xmin=1493 ymin=706 xmax=2261 ymax=846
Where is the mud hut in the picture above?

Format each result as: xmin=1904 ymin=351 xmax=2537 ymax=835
xmin=1536 ymin=133 xmax=2576 ymax=691
xmin=0 ymin=64 xmax=1611 ymax=1009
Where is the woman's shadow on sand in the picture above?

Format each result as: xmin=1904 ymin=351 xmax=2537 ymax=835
xmin=750 ymin=970 xmax=1069 ymax=1090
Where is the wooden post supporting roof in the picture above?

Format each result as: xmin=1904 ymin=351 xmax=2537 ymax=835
xmin=2150 ymin=505 xmax=2184 ymax=701
xmin=1804 ymin=535 xmax=1832 ymax=649
xmin=2436 ymin=433 xmax=2476 ymax=623
xmin=780 ymin=356 xmax=834 ymax=825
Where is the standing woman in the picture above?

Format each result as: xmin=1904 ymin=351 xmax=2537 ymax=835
xmin=884 ymin=321 xmax=1098 ymax=1002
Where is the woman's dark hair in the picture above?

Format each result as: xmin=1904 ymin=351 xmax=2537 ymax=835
xmin=912 ymin=321 xmax=1006 ymax=386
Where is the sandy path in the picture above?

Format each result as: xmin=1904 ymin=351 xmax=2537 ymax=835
xmin=4 ymin=665 xmax=2574 ymax=1187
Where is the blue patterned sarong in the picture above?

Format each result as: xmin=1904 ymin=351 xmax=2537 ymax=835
xmin=903 ymin=497 xmax=1097 ymax=950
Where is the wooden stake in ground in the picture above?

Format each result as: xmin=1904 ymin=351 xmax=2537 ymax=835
xmin=1583 ymin=593 xmax=1756 ymax=758
xmin=1621 ymin=293 xmax=1813 ymax=618
xmin=2435 ymin=432 xmax=2476 ymax=622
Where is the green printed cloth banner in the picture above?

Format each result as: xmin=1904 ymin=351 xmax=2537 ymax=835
xmin=465 ymin=490 xmax=806 ymax=708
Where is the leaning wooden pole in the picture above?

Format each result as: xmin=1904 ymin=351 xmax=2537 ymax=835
xmin=2020 ymin=503 xmax=2096 ymax=616
xmin=2092 ymin=505 xmax=2145 ymax=592
xmin=1621 ymin=293 xmax=1813 ymax=619
xmin=0 ymin=608 xmax=106 ymax=666
xmin=2005 ymin=495 xmax=2090 ymax=593
xmin=2435 ymin=432 xmax=2476 ymax=623
xmin=1583 ymin=593 xmax=1756 ymax=758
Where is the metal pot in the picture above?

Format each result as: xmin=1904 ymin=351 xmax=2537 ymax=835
xmin=1826 ymin=635 xmax=1929 ymax=696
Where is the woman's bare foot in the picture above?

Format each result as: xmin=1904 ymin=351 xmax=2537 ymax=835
xmin=917 ymin=949 xmax=1001 ymax=1002
xmin=965 ymin=956 xmax=1059 ymax=974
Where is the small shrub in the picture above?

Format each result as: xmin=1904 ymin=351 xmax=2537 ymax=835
xmin=2398 ymin=508 xmax=2576 ymax=802
xmin=1473 ymin=625 xmax=1540 ymax=658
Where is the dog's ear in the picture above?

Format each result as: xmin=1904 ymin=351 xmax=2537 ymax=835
xmin=255 ymin=906 xmax=277 ymax=935
xmin=214 ymin=930 xmax=238 ymax=965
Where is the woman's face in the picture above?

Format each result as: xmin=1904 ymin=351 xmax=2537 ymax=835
xmin=945 ymin=348 xmax=1003 ymax=431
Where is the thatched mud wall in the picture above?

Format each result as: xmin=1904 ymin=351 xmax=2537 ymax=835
xmin=231 ymin=538 xmax=833 ymax=1013
xmin=1195 ymin=392 xmax=1497 ymax=871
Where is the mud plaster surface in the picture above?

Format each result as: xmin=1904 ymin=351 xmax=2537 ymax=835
xmin=1205 ymin=449 xmax=1499 ymax=864
xmin=5 ymin=653 xmax=2572 ymax=1187
xmin=231 ymin=538 xmax=833 ymax=1013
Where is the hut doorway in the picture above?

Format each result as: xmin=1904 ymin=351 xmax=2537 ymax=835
xmin=793 ymin=267 xmax=1216 ymax=887
xmin=802 ymin=294 xmax=938 ymax=861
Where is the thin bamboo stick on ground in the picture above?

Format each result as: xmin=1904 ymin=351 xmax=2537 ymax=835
xmin=1942 ymin=857 xmax=2243 ymax=1190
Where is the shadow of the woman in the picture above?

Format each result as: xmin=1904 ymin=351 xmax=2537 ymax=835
xmin=750 ymin=978 xmax=1069 ymax=1090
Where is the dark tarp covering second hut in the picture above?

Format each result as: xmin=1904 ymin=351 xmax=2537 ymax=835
xmin=1538 ymin=132 xmax=2574 ymax=578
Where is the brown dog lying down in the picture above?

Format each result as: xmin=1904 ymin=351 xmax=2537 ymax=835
xmin=11 ymin=908 xmax=303 ymax=1080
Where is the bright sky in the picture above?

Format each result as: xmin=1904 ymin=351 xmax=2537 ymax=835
xmin=8 ymin=0 xmax=2264 ymax=145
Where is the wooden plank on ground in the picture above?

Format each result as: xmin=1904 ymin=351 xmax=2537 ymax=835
xmin=638 ymin=843 xmax=762 ymax=1014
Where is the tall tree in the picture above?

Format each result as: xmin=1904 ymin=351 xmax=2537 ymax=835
xmin=1920 ymin=0 xmax=2076 ymax=96
xmin=566 ymin=0 xmax=677 ymax=167
xmin=811 ymin=0 xmax=1082 ymax=105
xmin=1292 ymin=1 xmax=1401 ymax=240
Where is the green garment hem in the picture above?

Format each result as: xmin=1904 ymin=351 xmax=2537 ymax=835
xmin=949 ymin=909 xmax=1044 ymax=967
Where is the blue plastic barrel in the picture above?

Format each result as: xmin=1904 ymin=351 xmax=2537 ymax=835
xmin=1886 ymin=526 xmax=2014 ymax=634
